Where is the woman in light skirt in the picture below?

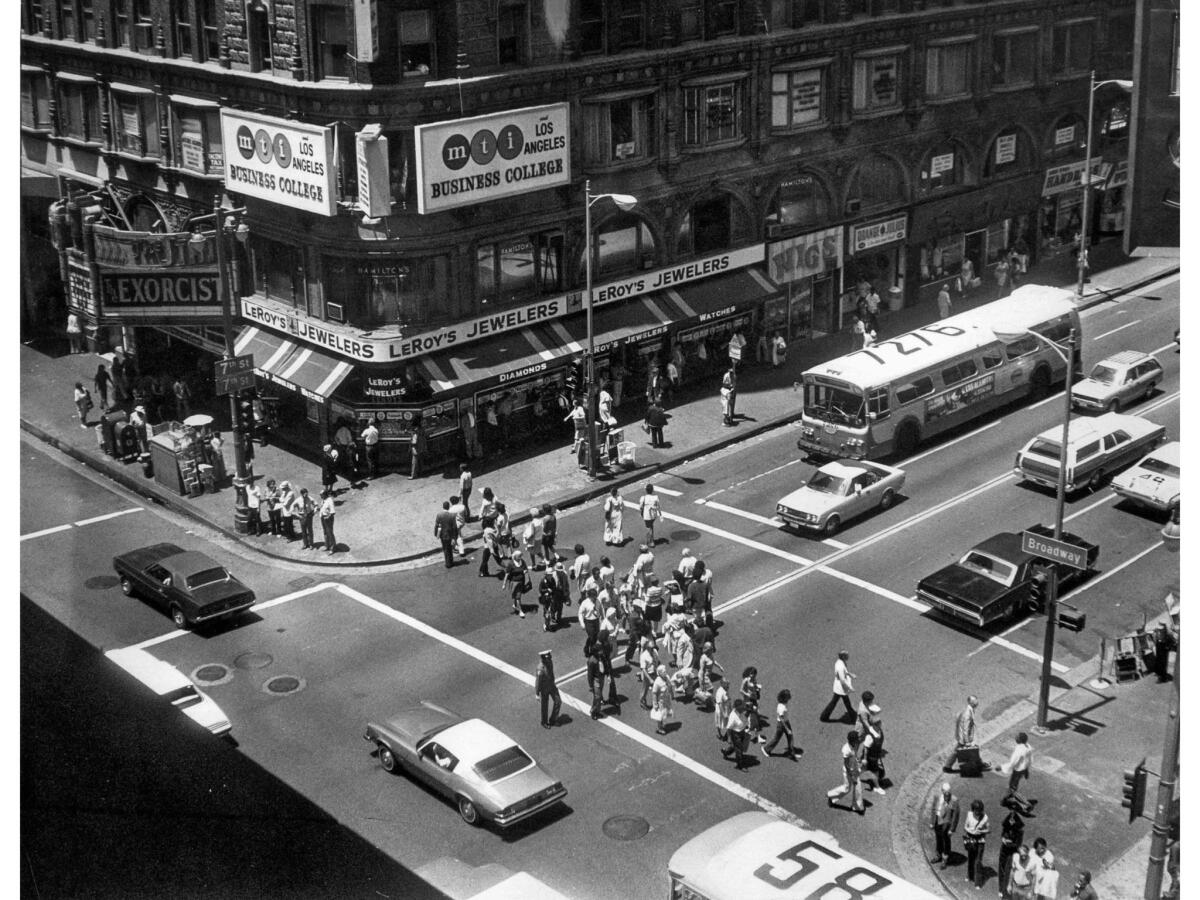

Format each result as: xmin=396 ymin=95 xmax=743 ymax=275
xmin=603 ymin=487 xmax=624 ymax=546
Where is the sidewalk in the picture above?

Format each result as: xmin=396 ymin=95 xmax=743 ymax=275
xmin=20 ymin=240 xmax=1178 ymax=567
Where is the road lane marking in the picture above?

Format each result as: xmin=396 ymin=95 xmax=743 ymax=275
xmin=902 ymin=420 xmax=1000 ymax=465
xmin=1059 ymin=540 xmax=1164 ymax=605
xmin=1150 ymin=342 xmax=1177 ymax=356
xmin=1029 ymin=391 xmax=1067 ymax=410
xmin=623 ymin=501 xmax=816 ymax=567
xmin=650 ymin=485 xmax=683 ymax=496
xmin=1063 ymin=494 xmax=1113 ymax=523
xmin=1092 ymin=320 xmax=1140 ymax=341
xmin=693 ymin=498 xmax=784 ymax=529
xmin=700 ymin=457 xmax=807 ymax=501
xmin=822 ymin=538 xmax=850 ymax=550
xmin=1139 ymin=390 xmax=1180 ymax=415
xmin=21 ymin=506 xmax=144 ymax=542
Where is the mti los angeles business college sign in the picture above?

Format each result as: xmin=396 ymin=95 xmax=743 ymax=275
xmin=221 ymin=109 xmax=337 ymax=216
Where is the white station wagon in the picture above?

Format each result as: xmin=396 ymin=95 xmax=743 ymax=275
xmin=1111 ymin=440 xmax=1180 ymax=513
xmin=776 ymin=459 xmax=905 ymax=535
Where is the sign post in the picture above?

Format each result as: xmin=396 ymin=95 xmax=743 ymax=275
xmin=214 ymin=354 xmax=257 ymax=396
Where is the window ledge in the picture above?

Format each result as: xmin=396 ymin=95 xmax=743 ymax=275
xmin=58 ymin=136 xmax=105 ymax=149
xmin=990 ymin=81 xmax=1036 ymax=93
xmin=159 ymin=164 xmax=224 ymax=180
xmin=769 ymin=119 xmax=828 ymax=135
xmin=582 ymin=156 xmax=659 ymax=174
xmin=113 ymin=150 xmax=161 ymax=164
xmin=925 ymin=93 xmax=973 ymax=106
xmin=20 ymin=125 xmax=53 ymax=135
xmin=1052 ymin=70 xmax=1092 ymax=81
xmin=851 ymin=106 xmax=902 ymax=120
xmin=681 ymin=137 xmax=749 ymax=153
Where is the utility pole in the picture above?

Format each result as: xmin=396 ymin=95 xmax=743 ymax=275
xmin=1144 ymin=647 xmax=1179 ymax=899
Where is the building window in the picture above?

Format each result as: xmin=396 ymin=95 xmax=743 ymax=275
xmin=112 ymin=0 xmax=130 ymax=47
xmin=249 ymin=7 xmax=273 ymax=72
xmin=497 ymin=2 xmax=528 ymax=65
xmin=984 ymin=128 xmax=1027 ymax=178
xmin=327 ymin=256 xmax=447 ymax=328
xmin=711 ymin=0 xmax=738 ymax=35
xmin=21 ymin=72 xmax=52 ymax=130
xmin=199 ymin=0 xmax=219 ymax=61
xmin=1106 ymin=12 xmax=1134 ymax=72
xmin=919 ymin=142 xmax=965 ymax=194
xmin=768 ymin=0 xmax=822 ymax=30
xmin=992 ymin=29 xmax=1037 ymax=88
xmin=81 ymin=0 xmax=96 ymax=41
xmin=579 ymin=1 xmax=645 ymax=55
xmin=770 ymin=66 xmax=826 ymax=129
xmin=853 ymin=52 xmax=902 ymax=112
xmin=595 ymin=214 xmax=656 ymax=278
xmin=926 ymin=40 xmax=972 ymax=100
xmin=399 ymin=10 xmax=434 ymax=77
xmin=1046 ymin=114 xmax=1085 ymax=159
xmin=678 ymin=195 xmax=733 ymax=256
xmin=60 ymin=0 xmax=77 ymax=39
xmin=174 ymin=0 xmax=193 ymax=57
xmin=847 ymin=155 xmax=906 ymax=209
xmin=254 ymin=237 xmax=304 ymax=306
xmin=766 ymin=175 xmax=828 ymax=231
xmin=59 ymin=81 xmax=102 ymax=142
xmin=313 ymin=6 xmax=350 ymax=79
xmin=24 ymin=0 xmax=45 ymax=35
xmin=678 ymin=0 xmax=701 ymax=39
xmin=171 ymin=104 xmax=223 ymax=174
xmin=683 ymin=78 xmax=745 ymax=148
xmin=583 ymin=94 xmax=656 ymax=166
xmin=476 ymin=231 xmax=564 ymax=307
xmin=112 ymin=91 xmax=160 ymax=158
xmin=133 ymin=0 xmax=154 ymax=53
xmin=1052 ymin=20 xmax=1094 ymax=76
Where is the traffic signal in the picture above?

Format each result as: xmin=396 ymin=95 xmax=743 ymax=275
xmin=237 ymin=391 xmax=255 ymax=435
xmin=1122 ymin=759 xmax=1148 ymax=823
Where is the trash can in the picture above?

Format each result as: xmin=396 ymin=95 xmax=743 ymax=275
xmin=113 ymin=420 xmax=137 ymax=461
xmin=139 ymin=452 xmax=154 ymax=478
xmin=887 ymin=285 xmax=904 ymax=312
xmin=99 ymin=409 xmax=127 ymax=458
xmin=198 ymin=463 xmax=216 ymax=494
xmin=617 ymin=441 xmax=637 ymax=468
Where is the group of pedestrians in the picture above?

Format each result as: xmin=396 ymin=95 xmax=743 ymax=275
xmin=244 ymin=477 xmax=337 ymax=552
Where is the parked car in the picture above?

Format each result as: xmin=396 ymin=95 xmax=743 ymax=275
xmin=1013 ymin=412 xmax=1167 ymax=495
xmin=363 ymin=702 xmax=567 ymax=828
xmin=916 ymin=524 xmax=1099 ymax=628
xmin=1111 ymin=440 xmax=1180 ymax=514
xmin=776 ymin=459 xmax=905 ymax=535
xmin=106 ymin=647 xmax=232 ymax=736
xmin=113 ymin=543 xmax=256 ymax=629
xmin=1071 ymin=350 xmax=1163 ymax=412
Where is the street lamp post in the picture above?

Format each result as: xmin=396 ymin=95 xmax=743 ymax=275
xmin=1077 ymin=73 xmax=1134 ymax=301
xmin=583 ymin=180 xmax=637 ymax=478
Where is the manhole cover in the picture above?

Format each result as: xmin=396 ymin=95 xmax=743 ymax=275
xmin=192 ymin=664 xmax=232 ymax=686
xmin=669 ymin=529 xmax=702 ymax=543
xmin=86 ymin=575 xmax=120 ymax=591
xmin=233 ymin=651 xmax=273 ymax=670
xmin=289 ymin=576 xmax=317 ymax=590
xmin=602 ymin=815 xmax=650 ymax=841
xmin=263 ymin=675 xmax=305 ymax=695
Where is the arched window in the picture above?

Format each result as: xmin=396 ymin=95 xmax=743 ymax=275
xmin=847 ymin=155 xmax=906 ymax=210
xmin=1046 ymin=113 xmax=1086 ymax=159
xmin=918 ymin=141 xmax=968 ymax=195
xmin=678 ymin=195 xmax=735 ymax=256
xmin=984 ymin=127 xmax=1032 ymax=178
xmin=123 ymin=195 xmax=168 ymax=232
xmin=594 ymin=213 xmax=657 ymax=278
xmin=765 ymin=174 xmax=829 ymax=231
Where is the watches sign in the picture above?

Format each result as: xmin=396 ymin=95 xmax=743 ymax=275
xmin=413 ymin=103 xmax=570 ymax=214
xmin=221 ymin=109 xmax=337 ymax=216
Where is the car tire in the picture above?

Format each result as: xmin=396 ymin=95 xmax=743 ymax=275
xmin=823 ymin=515 xmax=841 ymax=536
xmin=895 ymin=422 xmax=920 ymax=456
xmin=1030 ymin=366 xmax=1052 ymax=401
xmin=120 ymin=576 xmax=134 ymax=597
xmin=378 ymin=745 xmax=398 ymax=773
xmin=169 ymin=604 xmax=188 ymax=630
xmin=1088 ymin=469 xmax=1107 ymax=493
xmin=457 ymin=795 xmax=480 ymax=826
xmin=880 ymin=489 xmax=896 ymax=510
xmin=1105 ymin=399 xmax=1119 ymax=414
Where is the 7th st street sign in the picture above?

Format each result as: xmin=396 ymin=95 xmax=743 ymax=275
xmin=214 ymin=355 xmax=256 ymax=396
xmin=1021 ymin=530 xmax=1090 ymax=571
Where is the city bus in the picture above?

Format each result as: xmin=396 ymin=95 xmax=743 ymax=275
xmin=797 ymin=284 xmax=1080 ymax=460
xmin=668 ymin=811 xmax=942 ymax=899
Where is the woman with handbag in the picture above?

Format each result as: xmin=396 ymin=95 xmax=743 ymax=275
xmin=73 ymin=381 xmax=93 ymax=428
xmin=650 ymin=664 xmax=673 ymax=735
xmin=963 ymin=799 xmax=991 ymax=889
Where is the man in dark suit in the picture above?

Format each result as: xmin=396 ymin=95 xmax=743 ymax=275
xmin=929 ymin=782 xmax=961 ymax=867
xmin=434 ymin=500 xmax=458 ymax=568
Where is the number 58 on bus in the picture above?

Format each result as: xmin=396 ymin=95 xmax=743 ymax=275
xmin=797 ymin=285 xmax=1080 ymax=460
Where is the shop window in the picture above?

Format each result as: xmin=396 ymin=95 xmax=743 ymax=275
xmin=1052 ymin=20 xmax=1094 ymax=76
xmin=683 ymin=78 xmax=746 ymax=148
xmin=23 ymin=0 xmax=45 ymax=35
xmin=81 ymin=0 xmax=96 ymax=41
xmin=326 ymin=256 xmax=447 ymax=328
xmin=768 ymin=0 xmax=822 ymax=30
xmin=313 ymin=5 xmax=350 ymax=79
xmin=133 ymin=0 xmax=154 ymax=53
xmin=58 ymin=80 xmax=102 ymax=142
xmin=399 ymin=9 xmax=434 ymax=78
xmin=766 ymin=175 xmax=829 ymax=232
xmin=497 ymin=2 xmax=528 ymax=65
xmin=112 ymin=0 xmax=130 ymax=47
xmin=847 ymin=155 xmax=906 ymax=210
xmin=983 ymin=128 xmax=1028 ymax=178
xmin=579 ymin=0 xmax=645 ymax=55
xmin=255 ymin=237 xmax=305 ymax=306
xmin=992 ymin=29 xmax=1037 ymax=88
xmin=678 ymin=195 xmax=732 ymax=256
xmin=21 ymin=72 xmax=52 ymax=131
xmin=112 ymin=91 xmax=161 ymax=158
xmin=771 ymin=66 xmax=827 ymax=129
xmin=853 ymin=51 xmax=902 ymax=113
xmin=919 ymin=142 xmax=966 ymax=194
xmin=174 ymin=0 xmax=193 ymax=58
xmin=595 ymin=214 xmax=656 ymax=278
xmin=249 ymin=7 xmax=273 ymax=72
xmin=583 ymin=93 xmax=657 ymax=167
xmin=60 ymin=0 xmax=77 ymax=39
xmin=199 ymin=0 xmax=220 ymax=62
xmin=1046 ymin=114 xmax=1085 ymax=159
xmin=476 ymin=231 xmax=564 ymax=307
xmin=171 ymin=103 xmax=223 ymax=174
xmin=926 ymin=39 xmax=973 ymax=101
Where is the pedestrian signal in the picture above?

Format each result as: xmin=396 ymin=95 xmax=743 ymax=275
xmin=1122 ymin=759 xmax=1148 ymax=823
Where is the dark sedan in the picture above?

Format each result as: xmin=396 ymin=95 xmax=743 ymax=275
xmin=113 ymin=543 xmax=257 ymax=629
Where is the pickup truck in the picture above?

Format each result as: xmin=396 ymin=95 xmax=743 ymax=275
xmin=916 ymin=524 xmax=1099 ymax=628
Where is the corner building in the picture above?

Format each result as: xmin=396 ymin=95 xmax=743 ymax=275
xmin=22 ymin=0 xmax=1135 ymax=467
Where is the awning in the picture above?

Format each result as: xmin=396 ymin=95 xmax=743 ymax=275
xmin=655 ymin=265 xmax=779 ymax=317
xmin=234 ymin=326 xmax=353 ymax=400
xmin=414 ymin=322 xmax=573 ymax=394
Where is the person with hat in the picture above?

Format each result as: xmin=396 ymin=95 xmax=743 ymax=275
xmin=676 ymin=547 xmax=698 ymax=588
xmin=722 ymin=698 xmax=751 ymax=770
xmin=263 ymin=479 xmax=282 ymax=536
xmin=129 ymin=404 xmax=149 ymax=453
xmin=533 ymin=650 xmax=560 ymax=728
xmin=321 ymin=445 xmax=339 ymax=496
xmin=643 ymin=576 xmax=665 ymax=637
xmin=650 ymin=664 xmax=673 ymax=735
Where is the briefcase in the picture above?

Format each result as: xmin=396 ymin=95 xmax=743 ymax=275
xmin=956 ymin=746 xmax=985 ymax=777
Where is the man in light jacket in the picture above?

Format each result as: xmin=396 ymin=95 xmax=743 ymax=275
xmin=929 ymin=782 xmax=961 ymax=867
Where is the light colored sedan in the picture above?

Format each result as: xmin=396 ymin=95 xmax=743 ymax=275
xmin=363 ymin=701 xmax=566 ymax=827
xmin=776 ymin=459 xmax=906 ymax=535
xmin=1111 ymin=440 xmax=1180 ymax=513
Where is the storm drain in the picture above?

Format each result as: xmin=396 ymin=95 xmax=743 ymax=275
xmin=602 ymin=815 xmax=650 ymax=841
xmin=262 ymin=674 xmax=306 ymax=696
xmin=192 ymin=664 xmax=233 ymax=687
xmin=234 ymin=651 xmax=273 ymax=670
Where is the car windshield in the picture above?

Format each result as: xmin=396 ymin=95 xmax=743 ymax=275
xmin=1088 ymin=364 xmax=1119 ymax=385
xmin=807 ymin=471 xmax=849 ymax=495
xmin=959 ymin=551 xmax=1018 ymax=586
xmin=1027 ymin=438 xmax=1062 ymax=460
xmin=186 ymin=566 xmax=229 ymax=589
xmin=1141 ymin=457 xmax=1180 ymax=478
xmin=474 ymin=746 xmax=533 ymax=783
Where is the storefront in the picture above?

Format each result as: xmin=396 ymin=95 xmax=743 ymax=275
xmin=328 ymin=396 xmax=460 ymax=469
xmin=1037 ymin=159 xmax=1110 ymax=256
xmin=846 ymin=215 xmax=908 ymax=312
xmin=1098 ymin=160 xmax=1128 ymax=234
xmin=766 ymin=225 xmax=843 ymax=335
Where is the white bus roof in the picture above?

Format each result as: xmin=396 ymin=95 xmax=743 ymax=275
xmin=804 ymin=284 xmax=1077 ymax=391
xmin=668 ymin=812 xmax=943 ymax=899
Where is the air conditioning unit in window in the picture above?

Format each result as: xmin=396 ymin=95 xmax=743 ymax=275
xmin=845 ymin=198 xmax=861 ymax=214
xmin=614 ymin=141 xmax=637 ymax=159
xmin=326 ymin=302 xmax=345 ymax=322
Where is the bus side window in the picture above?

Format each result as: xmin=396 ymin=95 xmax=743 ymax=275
xmin=867 ymin=388 xmax=890 ymax=420
xmin=981 ymin=349 xmax=1004 ymax=369
xmin=895 ymin=376 xmax=934 ymax=405
xmin=1005 ymin=337 xmax=1038 ymax=360
xmin=941 ymin=359 xmax=978 ymax=385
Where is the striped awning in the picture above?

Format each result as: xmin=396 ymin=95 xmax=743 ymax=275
xmin=234 ymin=326 xmax=353 ymax=400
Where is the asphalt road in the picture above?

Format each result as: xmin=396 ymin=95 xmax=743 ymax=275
xmin=21 ymin=277 xmax=1179 ymax=900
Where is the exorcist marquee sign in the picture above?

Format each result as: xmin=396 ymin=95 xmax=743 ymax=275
xmin=99 ymin=270 xmax=222 ymax=319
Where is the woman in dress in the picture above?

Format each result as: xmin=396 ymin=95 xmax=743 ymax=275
xmin=603 ymin=487 xmax=625 ymax=546
xmin=73 ymin=381 xmax=91 ymax=428
xmin=650 ymin=664 xmax=673 ymax=735
xmin=963 ymin=799 xmax=991 ymax=890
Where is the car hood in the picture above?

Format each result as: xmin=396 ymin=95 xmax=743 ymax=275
xmin=191 ymin=580 xmax=255 ymax=607
xmin=1072 ymin=379 xmax=1115 ymax=402
xmin=777 ymin=487 xmax=841 ymax=515
xmin=918 ymin=565 xmax=1008 ymax=613
xmin=1112 ymin=469 xmax=1180 ymax=502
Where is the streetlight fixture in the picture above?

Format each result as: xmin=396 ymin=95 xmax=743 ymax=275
xmin=1077 ymin=73 xmax=1133 ymax=301
xmin=994 ymin=325 xmax=1076 ymax=730
xmin=583 ymin=180 xmax=637 ymax=478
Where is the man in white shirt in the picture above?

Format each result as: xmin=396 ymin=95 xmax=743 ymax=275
xmin=819 ymin=650 xmax=856 ymax=723
xmin=578 ymin=589 xmax=601 ymax=643
xmin=1002 ymin=731 xmax=1033 ymax=798
xmin=632 ymin=544 xmax=655 ymax=588
xmin=568 ymin=543 xmax=591 ymax=600
xmin=677 ymin=547 xmax=698 ymax=585
xmin=360 ymin=419 xmax=380 ymax=478
xmin=448 ymin=495 xmax=467 ymax=557
xmin=638 ymin=485 xmax=663 ymax=547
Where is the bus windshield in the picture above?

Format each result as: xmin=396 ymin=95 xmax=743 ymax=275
xmin=803 ymin=382 xmax=865 ymax=427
